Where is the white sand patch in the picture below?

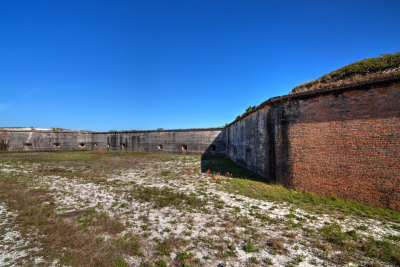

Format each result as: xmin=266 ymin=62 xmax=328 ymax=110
xmin=0 ymin=203 xmax=44 ymax=266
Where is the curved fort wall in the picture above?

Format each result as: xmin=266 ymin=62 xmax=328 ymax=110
xmin=0 ymin=128 xmax=225 ymax=156
xmin=1 ymin=77 xmax=399 ymax=209
xmin=225 ymin=77 xmax=400 ymax=210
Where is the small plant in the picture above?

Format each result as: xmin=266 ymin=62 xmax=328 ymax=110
xmin=162 ymin=227 xmax=171 ymax=233
xmin=176 ymin=251 xmax=194 ymax=261
xmin=358 ymin=225 xmax=368 ymax=231
xmin=95 ymin=236 xmax=105 ymax=243
xmin=112 ymin=257 xmax=127 ymax=267
xmin=267 ymin=238 xmax=287 ymax=254
xmin=319 ymin=223 xmax=350 ymax=246
xmin=294 ymin=254 xmax=305 ymax=264
xmin=248 ymin=256 xmax=259 ymax=264
xmin=155 ymin=259 xmax=167 ymax=266
xmin=386 ymin=234 xmax=400 ymax=241
xmin=245 ymin=241 xmax=255 ymax=253
xmin=264 ymin=257 xmax=273 ymax=265
xmin=142 ymin=232 xmax=151 ymax=238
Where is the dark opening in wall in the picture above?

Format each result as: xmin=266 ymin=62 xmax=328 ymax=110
xmin=79 ymin=143 xmax=86 ymax=149
xmin=121 ymin=143 xmax=126 ymax=150
xmin=0 ymin=140 xmax=7 ymax=151
xmin=246 ymin=148 xmax=252 ymax=166
xmin=210 ymin=144 xmax=216 ymax=151
xmin=53 ymin=143 xmax=61 ymax=149
xmin=158 ymin=144 xmax=163 ymax=151
xmin=23 ymin=143 xmax=32 ymax=151
xmin=233 ymin=146 xmax=237 ymax=159
xmin=182 ymin=145 xmax=188 ymax=153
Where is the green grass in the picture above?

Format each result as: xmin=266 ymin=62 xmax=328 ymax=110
xmin=361 ymin=237 xmax=400 ymax=265
xmin=291 ymin=52 xmax=400 ymax=93
xmin=2 ymin=151 xmax=400 ymax=223
xmin=202 ymin=156 xmax=400 ymax=223
xmin=129 ymin=185 xmax=207 ymax=209
xmin=0 ymin=150 xmax=196 ymax=164
xmin=319 ymin=223 xmax=352 ymax=246
xmin=2 ymin=150 xmax=400 ymax=266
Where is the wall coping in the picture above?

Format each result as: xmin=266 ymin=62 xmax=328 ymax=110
xmin=229 ymin=75 xmax=400 ymax=126
xmin=95 ymin=127 xmax=225 ymax=134
xmin=0 ymin=127 xmax=225 ymax=134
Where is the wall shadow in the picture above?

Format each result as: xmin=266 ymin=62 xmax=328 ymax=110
xmin=201 ymin=154 xmax=272 ymax=183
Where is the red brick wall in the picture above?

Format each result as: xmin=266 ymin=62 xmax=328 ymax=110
xmin=274 ymin=82 xmax=400 ymax=209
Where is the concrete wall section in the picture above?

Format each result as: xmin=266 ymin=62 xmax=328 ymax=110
xmin=0 ymin=131 xmax=93 ymax=151
xmin=224 ymin=107 xmax=270 ymax=177
xmin=0 ymin=128 xmax=225 ymax=156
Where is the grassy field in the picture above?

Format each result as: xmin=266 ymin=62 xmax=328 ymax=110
xmin=0 ymin=151 xmax=399 ymax=266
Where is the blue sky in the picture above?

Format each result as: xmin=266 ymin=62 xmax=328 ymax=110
xmin=1 ymin=0 xmax=399 ymax=131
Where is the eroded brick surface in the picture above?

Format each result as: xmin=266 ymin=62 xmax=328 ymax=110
xmin=226 ymin=81 xmax=400 ymax=209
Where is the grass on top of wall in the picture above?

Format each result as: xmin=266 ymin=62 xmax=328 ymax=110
xmin=202 ymin=156 xmax=400 ymax=223
xmin=290 ymin=52 xmax=400 ymax=94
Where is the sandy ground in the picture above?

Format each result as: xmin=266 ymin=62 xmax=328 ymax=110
xmin=0 ymin=156 xmax=399 ymax=266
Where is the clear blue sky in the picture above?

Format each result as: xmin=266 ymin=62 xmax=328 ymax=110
xmin=1 ymin=0 xmax=399 ymax=131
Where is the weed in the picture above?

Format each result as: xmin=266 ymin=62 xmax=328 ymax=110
xmin=319 ymin=223 xmax=350 ymax=246
xmin=357 ymin=225 xmax=368 ymax=231
xmin=176 ymin=251 xmax=194 ymax=261
xmin=294 ymin=254 xmax=305 ymax=264
xmin=386 ymin=234 xmax=400 ymax=242
xmin=267 ymin=238 xmax=287 ymax=254
xmin=157 ymin=237 xmax=184 ymax=256
xmin=115 ymin=233 xmax=141 ymax=256
xmin=142 ymin=232 xmax=151 ymax=238
xmin=244 ymin=241 xmax=256 ymax=253
xmin=112 ymin=257 xmax=127 ymax=267
xmin=162 ymin=227 xmax=171 ymax=233
xmin=95 ymin=236 xmax=105 ymax=243
xmin=248 ymin=256 xmax=259 ymax=264
xmin=264 ymin=257 xmax=273 ymax=265
xmin=130 ymin=186 xmax=207 ymax=210
xmin=155 ymin=259 xmax=167 ymax=266
xmin=361 ymin=236 xmax=400 ymax=265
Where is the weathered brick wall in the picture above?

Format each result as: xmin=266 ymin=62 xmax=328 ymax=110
xmin=226 ymin=78 xmax=400 ymax=209
xmin=273 ymin=82 xmax=400 ymax=210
